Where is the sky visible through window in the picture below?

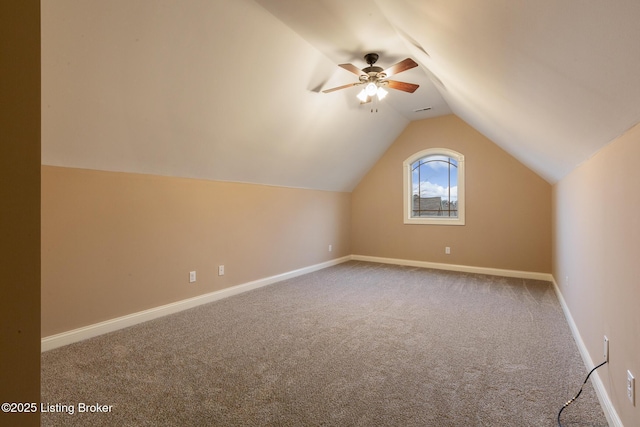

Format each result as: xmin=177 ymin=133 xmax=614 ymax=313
xmin=411 ymin=156 xmax=458 ymax=202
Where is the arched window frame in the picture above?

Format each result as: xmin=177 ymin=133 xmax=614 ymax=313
xmin=403 ymin=148 xmax=465 ymax=226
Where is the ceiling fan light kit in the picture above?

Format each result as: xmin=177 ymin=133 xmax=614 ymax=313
xmin=365 ymin=82 xmax=378 ymax=96
xmin=356 ymin=85 xmax=388 ymax=103
xmin=323 ymin=53 xmax=420 ymax=105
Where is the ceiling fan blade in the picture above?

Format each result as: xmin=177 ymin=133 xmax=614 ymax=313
xmin=386 ymin=80 xmax=419 ymax=93
xmin=382 ymin=58 xmax=418 ymax=77
xmin=339 ymin=63 xmax=366 ymax=76
xmin=322 ymin=82 xmax=360 ymax=93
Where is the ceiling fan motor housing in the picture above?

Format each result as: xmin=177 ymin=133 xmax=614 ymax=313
xmin=362 ymin=66 xmax=384 ymax=76
xmin=363 ymin=54 xmax=384 ymax=80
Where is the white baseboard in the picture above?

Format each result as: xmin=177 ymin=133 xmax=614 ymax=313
xmin=355 ymin=255 xmax=622 ymax=425
xmin=550 ymin=277 xmax=622 ymax=427
xmin=351 ymin=254 xmax=553 ymax=281
xmin=42 ymin=254 xmax=623 ymax=424
xmin=43 ymin=254 xmax=546 ymax=352
xmin=41 ymin=256 xmax=351 ymax=352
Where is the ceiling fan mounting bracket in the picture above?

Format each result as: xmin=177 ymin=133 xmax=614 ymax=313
xmin=364 ymin=53 xmax=379 ymax=66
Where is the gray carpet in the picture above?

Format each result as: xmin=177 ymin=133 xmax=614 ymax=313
xmin=41 ymin=261 xmax=608 ymax=426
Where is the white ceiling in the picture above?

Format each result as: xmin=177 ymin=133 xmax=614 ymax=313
xmin=42 ymin=0 xmax=640 ymax=191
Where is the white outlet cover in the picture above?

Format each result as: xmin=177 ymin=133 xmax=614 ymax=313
xmin=189 ymin=271 xmax=196 ymax=283
xmin=603 ymin=336 xmax=609 ymax=362
xmin=628 ymin=370 xmax=635 ymax=405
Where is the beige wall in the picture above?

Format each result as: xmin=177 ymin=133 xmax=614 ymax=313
xmin=41 ymin=166 xmax=351 ymax=336
xmin=352 ymin=115 xmax=551 ymax=273
xmin=43 ymin=110 xmax=640 ymax=424
xmin=553 ymin=123 xmax=640 ymax=426
xmin=0 ymin=1 xmax=40 ymax=425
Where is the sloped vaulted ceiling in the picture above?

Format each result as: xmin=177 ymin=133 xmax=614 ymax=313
xmin=42 ymin=0 xmax=640 ymax=191
xmin=383 ymin=0 xmax=640 ymax=183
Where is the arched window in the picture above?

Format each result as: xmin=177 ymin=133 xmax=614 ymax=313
xmin=403 ymin=148 xmax=465 ymax=225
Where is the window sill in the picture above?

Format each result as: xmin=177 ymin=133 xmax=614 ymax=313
xmin=404 ymin=217 xmax=465 ymax=226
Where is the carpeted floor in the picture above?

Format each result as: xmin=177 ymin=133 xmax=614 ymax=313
xmin=41 ymin=261 xmax=608 ymax=426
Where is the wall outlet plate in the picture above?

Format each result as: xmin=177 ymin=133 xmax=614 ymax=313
xmin=189 ymin=271 xmax=196 ymax=283
xmin=603 ymin=336 xmax=609 ymax=362
xmin=218 ymin=265 xmax=224 ymax=276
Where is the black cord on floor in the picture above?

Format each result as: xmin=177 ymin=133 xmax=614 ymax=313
xmin=557 ymin=360 xmax=608 ymax=427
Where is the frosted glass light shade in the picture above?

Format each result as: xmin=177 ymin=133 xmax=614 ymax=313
xmin=365 ymin=82 xmax=378 ymax=96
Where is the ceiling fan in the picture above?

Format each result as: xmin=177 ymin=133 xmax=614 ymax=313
xmin=322 ymin=53 xmax=420 ymax=103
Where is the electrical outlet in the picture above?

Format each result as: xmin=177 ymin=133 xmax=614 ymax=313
xmin=628 ymin=370 xmax=635 ymax=406
xmin=189 ymin=271 xmax=196 ymax=283
xmin=565 ymin=276 xmax=570 ymax=287
xmin=603 ymin=336 xmax=609 ymax=362
xmin=218 ymin=265 xmax=224 ymax=276
xmin=328 ymin=244 xmax=332 ymax=252
xmin=445 ymin=247 xmax=451 ymax=254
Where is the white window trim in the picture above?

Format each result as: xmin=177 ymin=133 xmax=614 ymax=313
xmin=403 ymin=148 xmax=465 ymax=226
